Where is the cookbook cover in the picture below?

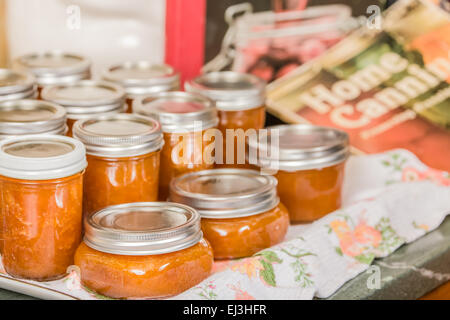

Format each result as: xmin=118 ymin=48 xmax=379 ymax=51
xmin=266 ymin=0 xmax=450 ymax=172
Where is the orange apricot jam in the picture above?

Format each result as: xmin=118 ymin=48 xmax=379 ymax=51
xmin=75 ymin=202 xmax=213 ymax=299
xmin=0 ymin=135 xmax=86 ymax=280
xmin=170 ymin=169 xmax=290 ymax=259
xmin=73 ymin=114 xmax=163 ymax=217
xmin=248 ymin=124 xmax=349 ymax=223
xmin=133 ymin=91 xmax=218 ymax=200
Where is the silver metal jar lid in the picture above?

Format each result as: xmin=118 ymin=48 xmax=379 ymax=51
xmin=0 ymin=68 xmax=36 ymax=100
xmin=133 ymin=91 xmax=218 ymax=133
xmin=0 ymin=99 xmax=67 ymax=137
xmin=248 ymin=124 xmax=349 ymax=171
xmin=170 ymin=169 xmax=279 ymax=219
xmin=73 ymin=113 xmax=164 ymax=157
xmin=185 ymin=71 xmax=265 ymax=111
xmin=84 ymin=202 xmax=203 ymax=256
xmin=14 ymin=51 xmax=91 ymax=86
xmin=41 ymin=80 xmax=125 ymax=120
xmin=102 ymin=62 xmax=179 ymax=98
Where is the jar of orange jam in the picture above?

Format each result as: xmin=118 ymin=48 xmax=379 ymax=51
xmin=133 ymin=91 xmax=218 ymax=201
xmin=14 ymin=51 xmax=91 ymax=96
xmin=186 ymin=72 xmax=266 ymax=168
xmin=248 ymin=124 xmax=349 ymax=223
xmin=103 ymin=62 xmax=179 ymax=113
xmin=170 ymin=169 xmax=289 ymax=259
xmin=75 ymin=202 xmax=213 ymax=299
xmin=0 ymin=99 xmax=67 ymax=139
xmin=72 ymin=113 xmax=164 ymax=217
xmin=0 ymin=69 xmax=37 ymax=102
xmin=41 ymin=80 xmax=126 ymax=136
xmin=0 ymin=135 xmax=86 ymax=281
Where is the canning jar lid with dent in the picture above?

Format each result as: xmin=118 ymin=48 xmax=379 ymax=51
xmin=133 ymin=91 xmax=218 ymax=133
xmin=0 ymin=99 xmax=67 ymax=138
xmin=14 ymin=51 xmax=91 ymax=86
xmin=103 ymin=62 xmax=179 ymax=98
xmin=248 ymin=124 xmax=350 ymax=171
xmin=170 ymin=169 xmax=280 ymax=219
xmin=41 ymin=80 xmax=125 ymax=120
xmin=83 ymin=202 xmax=203 ymax=256
xmin=0 ymin=69 xmax=37 ymax=102
xmin=73 ymin=113 xmax=164 ymax=157
xmin=0 ymin=134 xmax=87 ymax=180
xmin=185 ymin=71 xmax=265 ymax=111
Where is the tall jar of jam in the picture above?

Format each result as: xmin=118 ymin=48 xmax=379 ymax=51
xmin=170 ymin=169 xmax=290 ymax=259
xmin=186 ymin=71 xmax=266 ymax=168
xmin=248 ymin=124 xmax=349 ymax=223
xmin=0 ymin=69 xmax=37 ymax=102
xmin=133 ymin=91 xmax=218 ymax=201
xmin=72 ymin=113 xmax=164 ymax=217
xmin=14 ymin=51 xmax=91 ymax=97
xmin=102 ymin=62 xmax=179 ymax=113
xmin=0 ymin=99 xmax=67 ymax=139
xmin=0 ymin=135 xmax=86 ymax=281
xmin=75 ymin=202 xmax=213 ymax=299
xmin=41 ymin=80 xmax=126 ymax=136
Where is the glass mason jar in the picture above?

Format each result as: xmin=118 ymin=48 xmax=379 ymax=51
xmin=170 ymin=169 xmax=290 ymax=259
xmin=75 ymin=202 xmax=213 ymax=299
xmin=0 ymin=69 xmax=37 ymax=102
xmin=41 ymin=80 xmax=126 ymax=136
xmin=102 ymin=62 xmax=179 ymax=113
xmin=133 ymin=91 xmax=218 ymax=201
xmin=14 ymin=51 xmax=91 ymax=97
xmin=0 ymin=99 xmax=67 ymax=139
xmin=248 ymin=124 xmax=349 ymax=223
xmin=186 ymin=71 xmax=266 ymax=168
xmin=0 ymin=135 xmax=86 ymax=281
xmin=72 ymin=113 xmax=164 ymax=218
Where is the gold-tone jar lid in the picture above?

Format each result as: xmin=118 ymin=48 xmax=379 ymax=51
xmin=84 ymin=202 xmax=203 ymax=255
xmin=0 ymin=69 xmax=36 ymax=101
xmin=170 ymin=169 xmax=279 ymax=219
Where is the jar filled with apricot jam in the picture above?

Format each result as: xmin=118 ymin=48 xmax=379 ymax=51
xmin=0 ymin=68 xmax=37 ymax=102
xmin=133 ymin=91 xmax=218 ymax=201
xmin=72 ymin=113 xmax=164 ymax=217
xmin=41 ymin=80 xmax=126 ymax=136
xmin=248 ymin=124 xmax=349 ymax=223
xmin=186 ymin=72 xmax=266 ymax=168
xmin=0 ymin=135 xmax=86 ymax=281
xmin=75 ymin=202 xmax=213 ymax=299
xmin=103 ymin=62 xmax=179 ymax=113
xmin=0 ymin=99 xmax=67 ymax=139
xmin=170 ymin=169 xmax=289 ymax=259
xmin=14 ymin=51 xmax=91 ymax=96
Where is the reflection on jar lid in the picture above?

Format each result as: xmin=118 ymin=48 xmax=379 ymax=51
xmin=185 ymin=71 xmax=265 ymax=111
xmin=0 ymin=69 xmax=36 ymax=101
xmin=103 ymin=62 xmax=179 ymax=97
xmin=14 ymin=51 xmax=91 ymax=86
xmin=170 ymin=169 xmax=279 ymax=219
xmin=84 ymin=202 xmax=202 ymax=255
xmin=133 ymin=91 xmax=218 ymax=133
xmin=248 ymin=124 xmax=349 ymax=171
xmin=73 ymin=113 xmax=164 ymax=157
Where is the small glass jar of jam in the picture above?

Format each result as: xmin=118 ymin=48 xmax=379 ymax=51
xmin=0 ymin=135 xmax=86 ymax=281
xmin=103 ymin=62 xmax=179 ymax=113
xmin=75 ymin=202 xmax=213 ymax=299
xmin=72 ymin=113 xmax=164 ymax=217
xmin=14 ymin=51 xmax=91 ymax=96
xmin=248 ymin=124 xmax=349 ymax=223
xmin=170 ymin=169 xmax=289 ymax=259
xmin=0 ymin=68 xmax=37 ymax=102
xmin=41 ymin=80 xmax=126 ymax=136
xmin=0 ymin=99 xmax=67 ymax=139
xmin=186 ymin=72 xmax=266 ymax=168
xmin=133 ymin=91 xmax=218 ymax=201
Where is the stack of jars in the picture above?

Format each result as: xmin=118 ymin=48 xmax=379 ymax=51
xmin=0 ymin=51 xmax=348 ymax=299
